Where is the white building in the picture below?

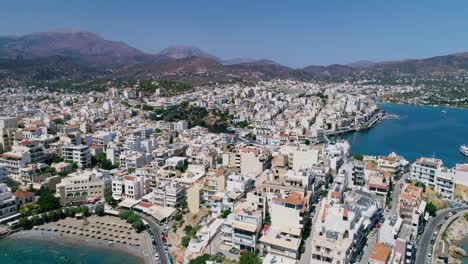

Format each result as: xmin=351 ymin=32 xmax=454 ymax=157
xmin=112 ymin=175 xmax=145 ymax=200
xmin=411 ymin=157 xmax=455 ymax=199
xmin=152 ymin=181 xmax=186 ymax=208
xmin=62 ymin=144 xmax=91 ymax=168
xmin=0 ymin=183 xmax=18 ymax=222
xmin=56 ymin=170 xmax=112 ymax=204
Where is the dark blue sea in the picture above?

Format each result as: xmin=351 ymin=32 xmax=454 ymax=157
xmin=339 ymin=103 xmax=468 ymax=167
xmin=0 ymin=238 xmax=141 ymax=264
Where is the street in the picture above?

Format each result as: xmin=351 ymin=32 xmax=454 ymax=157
xmin=138 ymin=213 xmax=170 ymax=264
xmin=415 ymin=206 xmax=468 ymax=264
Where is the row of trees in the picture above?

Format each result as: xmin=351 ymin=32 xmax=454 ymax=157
xmin=18 ymin=206 xmax=91 ymax=230
xmin=119 ymin=210 xmax=145 ymax=233
xmin=188 ymin=252 xmax=261 ymax=264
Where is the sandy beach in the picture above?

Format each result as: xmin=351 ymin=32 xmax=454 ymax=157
xmin=7 ymin=215 xmax=154 ymax=264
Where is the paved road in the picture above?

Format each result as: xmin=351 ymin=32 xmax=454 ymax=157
xmin=299 ymin=202 xmax=321 ymax=264
xmin=359 ymin=231 xmax=378 ymax=264
xmin=138 ymin=213 xmax=170 ymax=264
xmin=390 ymin=173 xmax=409 ymax=215
xmin=415 ymin=206 xmax=468 ymax=264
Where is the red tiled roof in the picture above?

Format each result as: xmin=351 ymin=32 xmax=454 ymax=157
xmin=13 ymin=191 xmax=34 ymax=199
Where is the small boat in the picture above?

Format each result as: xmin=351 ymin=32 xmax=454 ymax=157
xmin=441 ymin=110 xmax=447 ymax=113
xmin=460 ymin=145 xmax=468 ymax=156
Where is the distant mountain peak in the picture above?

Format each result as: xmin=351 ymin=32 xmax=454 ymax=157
xmin=158 ymin=45 xmax=220 ymax=61
xmin=347 ymin=60 xmax=376 ymax=68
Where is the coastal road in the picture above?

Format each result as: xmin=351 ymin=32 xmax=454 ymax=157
xmin=138 ymin=213 xmax=170 ymax=264
xmin=415 ymin=206 xmax=468 ymax=264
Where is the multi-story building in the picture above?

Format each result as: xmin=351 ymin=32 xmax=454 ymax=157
xmin=56 ymin=170 xmax=112 ymax=204
xmin=226 ymin=173 xmax=254 ymax=195
xmin=411 ymin=157 xmax=455 ymax=199
xmin=0 ymin=117 xmax=17 ymax=153
xmin=310 ymin=201 xmax=366 ymax=264
xmin=62 ymin=144 xmax=91 ymax=168
xmin=202 ymin=168 xmax=226 ymax=201
xmin=0 ymin=183 xmax=18 ymax=222
xmin=353 ymin=159 xmax=365 ymax=186
xmin=239 ymin=147 xmax=271 ymax=177
xmin=397 ymin=184 xmax=426 ymax=230
xmin=0 ymin=148 xmax=32 ymax=181
xmin=259 ymin=192 xmax=311 ymax=261
xmin=112 ymin=175 xmax=145 ymax=200
xmin=223 ymin=203 xmax=263 ymax=251
xmin=152 ymin=181 xmax=186 ymax=208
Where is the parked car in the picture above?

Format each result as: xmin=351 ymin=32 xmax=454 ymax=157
xmin=229 ymin=248 xmax=239 ymax=254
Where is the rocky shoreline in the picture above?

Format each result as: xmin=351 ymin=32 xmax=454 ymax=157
xmin=445 ymin=214 xmax=468 ymax=264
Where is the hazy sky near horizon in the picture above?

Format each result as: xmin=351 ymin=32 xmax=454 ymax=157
xmin=2 ymin=1 xmax=468 ymax=67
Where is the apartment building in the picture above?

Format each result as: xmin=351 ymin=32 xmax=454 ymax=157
xmin=226 ymin=173 xmax=254 ymax=195
xmin=259 ymin=192 xmax=311 ymax=261
xmin=353 ymin=160 xmax=365 ymax=186
xmin=310 ymin=201 xmax=366 ymax=264
xmin=0 ymin=148 xmax=32 ymax=181
xmin=56 ymin=170 xmax=112 ymax=204
xmin=0 ymin=183 xmax=17 ymax=222
xmin=62 ymin=144 xmax=91 ymax=168
xmin=202 ymin=168 xmax=226 ymax=201
xmin=152 ymin=181 xmax=186 ymax=208
xmin=239 ymin=146 xmax=271 ymax=177
xmin=411 ymin=157 xmax=455 ymax=199
xmin=0 ymin=116 xmax=17 ymax=153
xmin=397 ymin=184 xmax=426 ymax=229
xmin=112 ymin=175 xmax=145 ymax=200
xmin=223 ymin=203 xmax=263 ymax=251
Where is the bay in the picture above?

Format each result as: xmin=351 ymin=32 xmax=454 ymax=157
xmin=339 ymin=103 xmax=468 ymax=167
xmin=0 ymin=238 xmax=141 ymax=264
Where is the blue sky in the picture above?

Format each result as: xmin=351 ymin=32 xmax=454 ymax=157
xmin=1 ymin=1 xmax=468 ymax=67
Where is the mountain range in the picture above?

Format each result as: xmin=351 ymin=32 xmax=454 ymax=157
xmin=1 ymin=29 xmax=468 ymax=84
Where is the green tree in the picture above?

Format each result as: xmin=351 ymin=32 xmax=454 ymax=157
xmin=105 ymin=194 xmax=117 ymax=206
xmin=132 ymin=219 xmax=145 ymax=233
xmin=19 ymin=217 xmax=32 ymax=229
xmin=181 ymin=236 xmax=191 ymax=247
xmin=19 ymin=203 xmax=41 ymax=216
xmin=220 ymin=209 xmax=231 ymax=219
xmin=79 ymin=205 xmax=90 ymax=217
xmin=239 ymin=252 xmax=262 ymax=264
xmin=264 ymin=214 xmax=271 ymax=225
xmin=188 ymin=254 xmax=210 ymax=264
xmin=426 ymin=202 xmax=438 ymax=217
xmin=31 ymin=215 xmax=43 ymax=225
xmin=101 ymin=159 xmax=113 ymax=170
xmin=304 ymin=139 xmax=311 ymax=145
xmin=37 ymin=187 xmax=61 ymax=212
xmin=47 ymin=211 xmax=59 ymax=222
xmin=353 ymin=154 xmax=364 ymax=161
xmin=95 ymin=204 xmax=105 ymax=216
xmin=175 ymin=213 xmax=183 ymax=221
xmin=184 ymin=225 xmax=193 ymax=234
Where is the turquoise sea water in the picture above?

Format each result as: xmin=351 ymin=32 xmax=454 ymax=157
xmin=458 ymin=237 xmax=468 ymax=264
xmin=0 ymin=238 xmax=141 ymax=264
xmin=339 ymin=103 xmax=468 ymax=167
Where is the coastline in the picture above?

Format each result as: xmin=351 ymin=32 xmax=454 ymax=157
xmin=378 ymin=101 xmax=468 ymax=110
xmin=445 ymin=215 xmax=468 ymax=264
xmin=6 ymin=230 xmax=146 ymax=263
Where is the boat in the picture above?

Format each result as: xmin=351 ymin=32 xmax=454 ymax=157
xmin=460 ymin=145 xmax=468 ymax=156
xmin=441 ymin=110 xmax=447 ymax=113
